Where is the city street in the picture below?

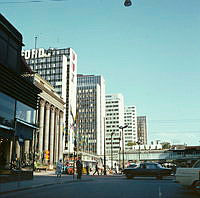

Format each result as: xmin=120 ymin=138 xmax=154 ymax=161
xmin=1 ymin=175 xmax=199 ymax=198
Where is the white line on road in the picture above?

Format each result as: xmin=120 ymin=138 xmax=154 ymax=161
xmin=158 ymin=185 xmax=162 ymax=198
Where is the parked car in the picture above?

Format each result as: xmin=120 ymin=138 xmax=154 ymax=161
xmin=175 ymin=159 xmax=200 ymax=194
xmin=127 ymin=163 xmax=137 ymax=168
xmin=122 ymin=162 xmax=172 ymax=179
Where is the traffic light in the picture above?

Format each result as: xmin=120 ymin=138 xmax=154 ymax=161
xmin=45 ymin=150 xmax=50 ymax=160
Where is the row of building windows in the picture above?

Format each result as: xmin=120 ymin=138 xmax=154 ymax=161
xmin=78 ymin=95 xmax=97 ymax=99
xmin=106 ymin=121 xmax=119 ymax=124
xmin=105 ymin=105 xmax=119 ymax=108
xmin=77 ymin=76 xmax=101 ymax=86
xmin=28 ymin=56 xmax=63 ymax=64
xmin=106 ymin=142 xmax=120 ymax=145
xmin=30 ymin=66 xmax=63 ymax=77
xmin=125 ymin=133 xmax=135 ymax=135
xmin=78 ymin=89 xmax=95 ymax=93
xmin=39 ymin=75 xmax=62 ymax=83
xmin=106 ymin=117 xmax=119 ymax=120
xmin=106 ymin=113 xmax=119 ymax=116
xmin=106 ymin=125 xmax=119 ymax=128
xmin=125 ymin=115 xmax=135 ymax=118
xmin=106 ymin=109 xmax=119 ymax=112
xmin=106 ymin=101 xmax=119 ymax=104
xmin=32 ymin=63 xmax=63 ymax=70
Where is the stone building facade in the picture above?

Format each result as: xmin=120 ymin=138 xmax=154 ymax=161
xmin=25 ymin=73 xmax=65 ymax=169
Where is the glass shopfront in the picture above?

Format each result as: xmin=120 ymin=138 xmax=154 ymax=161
xmin=0 ymin=92 xmax=37 ymax=171
xmin=0 ymin=92 xmax=15 ymax=128
xmin=0 ymin=92 xmax=15 ymax=170
xmin=16 ymin=101 xmax=36 ymax=125
xmin=0 ymin=136 xmax=10 ymax=169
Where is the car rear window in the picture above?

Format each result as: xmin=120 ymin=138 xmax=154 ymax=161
xmin=146 ymin=164 xmax=157 ymax=169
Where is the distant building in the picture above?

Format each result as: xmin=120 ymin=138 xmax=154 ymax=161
xmin=137 ymin=116 xmax=147 ymax=145
xmin=77 ymin=74 xmax=105 ymax=156
xmin=131 ymin=143 xmax=162 ymax=151
xmin=105 ymin=94 xmax=125 ymax=160
xmin=124 ymin=106 xmax=138 ymax=151
xmin=22 ymin=47 xmax=77 ymax=156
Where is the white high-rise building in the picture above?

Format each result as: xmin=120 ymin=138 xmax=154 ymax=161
xmin=105 ymin=94 xmax=124 ymax=160
xmin=124 ymin=106 xmax=138 ymax=151
xmin=77 ymin=74 xmax=105 ymax=156
xmin=22 ymin=48 xmax=77 ymax=156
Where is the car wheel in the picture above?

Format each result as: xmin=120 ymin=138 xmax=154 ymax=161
xmin=126 ymin=174 xmax=133 ymax=179
xmin=193 ymin=180 xmax=200 ymax=195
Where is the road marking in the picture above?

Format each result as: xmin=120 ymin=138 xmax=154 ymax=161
xmin=158 ymin=186 xmax=162 ymax=198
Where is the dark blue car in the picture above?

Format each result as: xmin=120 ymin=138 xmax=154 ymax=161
xmin=122 ymin=162 xmax=172 ymax=179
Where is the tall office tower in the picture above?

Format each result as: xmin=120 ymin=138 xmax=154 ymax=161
xmin=77 ymin=74 xmax=105 ymax=156
xmin=105 ymin=94 xmax=125 ymax=160
xmin=124 ymin=106 xmax=138 ymax=151
xmin=137 ymin=116 xmax=147 ymax=145
xmin=22 ymin=48 xmax=77 ymax=155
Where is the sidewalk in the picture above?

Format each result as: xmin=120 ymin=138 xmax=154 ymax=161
xmin=0 ymin=171 xmax=93 ymax=195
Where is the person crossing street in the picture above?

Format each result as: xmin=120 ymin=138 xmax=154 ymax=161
xmin=93 ymin=162 xmax=99 ymax=176
xmin=76 ymin=157 xmax=83 ymax=180
xmin=56 ymin=159 xmax=63 ymax=178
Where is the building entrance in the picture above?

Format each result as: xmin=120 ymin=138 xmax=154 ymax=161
xmin=0 ymin=136 xmax=10 ymax=170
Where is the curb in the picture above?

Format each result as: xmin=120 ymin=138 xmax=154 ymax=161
xmin=0 ymin=179 xmax=93 ymax=195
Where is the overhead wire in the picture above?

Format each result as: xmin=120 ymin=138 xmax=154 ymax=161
xmin=0 ymin=0 xmax=69 ymax=4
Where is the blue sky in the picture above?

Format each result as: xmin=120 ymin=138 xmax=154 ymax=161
xmin=1 ymin=0 xmax=200 ymax=145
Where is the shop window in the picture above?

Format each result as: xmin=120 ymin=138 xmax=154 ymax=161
xmin=0 ymin=92 xmax=15 ymax=128
xmin=16 ymin=101 xmax=36 ymax=124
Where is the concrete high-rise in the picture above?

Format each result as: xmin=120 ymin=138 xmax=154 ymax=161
xmin=124 ymin=106 xmax=138 ymax=151
xmin=22 ymin=48 xmax=77 ymax=156
xmin=105 ymin=94 xmax=125 ymax=161
xmin=137 ymin=116 xmax=147 ymax=145
xmin=77 ymin=74 xmax=105 ymax=156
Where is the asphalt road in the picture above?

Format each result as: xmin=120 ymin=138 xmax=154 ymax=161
xmin=1 ymin=176 xmax=199 ymax=198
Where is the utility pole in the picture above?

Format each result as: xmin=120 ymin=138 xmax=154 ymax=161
xmin=119 ymin=125 xmax=128 ymax=169
xmin=103 ymin=117 xmax=106 ymax=175
xmin=111 ymin=132 xmax=114 ymax=170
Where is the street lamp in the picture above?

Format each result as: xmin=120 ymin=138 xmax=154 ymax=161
xmin=111 ymin=132 xmax=115 ymax=170
xmin=136 ymin=140 xmax=141 ymax=161
xmin=119 ymin=125 xmax=128 ymax=169
xmin=118 ymin=136 xmax=121 ymax=171
xmin=103 ymin=117 xmax=106 ymax=175
xmin=124 ymin=0 xmax=132 ymax=7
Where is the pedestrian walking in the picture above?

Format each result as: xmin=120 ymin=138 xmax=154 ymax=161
xmin=93 ymin=162 xmax=99 ymax=175
xmin=86 ymin=162 xmax=90 ymax=175
xmin=76 ymin=157 xmax=83 ymax=180
xmin=56 ymin=159 xmax=63 ymax=178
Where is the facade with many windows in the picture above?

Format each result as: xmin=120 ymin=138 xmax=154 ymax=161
xmin=22 ymin=48 xmax=77 ymax=156
xmin=77 ymin=74 xmax=105 ymax=157
xmin=137 ymin=116 xmax=147 ymax=145
xmin=105 ymin=94 xmax=124 ymax=161
xmin=124 ymin=106 xmax=138 ymax=151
